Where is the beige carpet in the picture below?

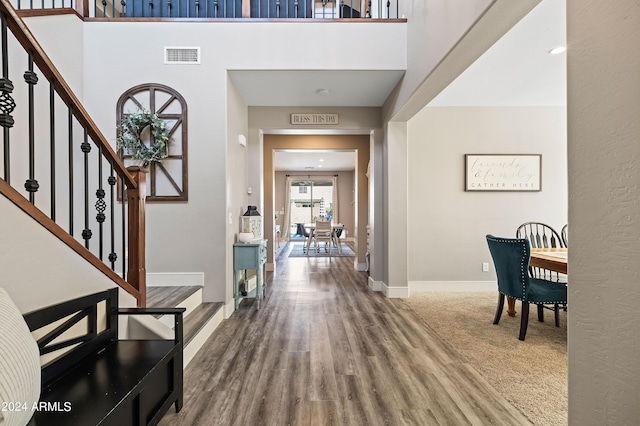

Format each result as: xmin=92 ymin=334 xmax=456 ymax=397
xmin=404 ymin=291 xmax=567 ymax=426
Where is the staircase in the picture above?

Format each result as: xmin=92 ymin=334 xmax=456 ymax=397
xmin=146 ymin=286 xmax=224 ymax=366
xmin=0 ymin=0 xmax=225 ymax=370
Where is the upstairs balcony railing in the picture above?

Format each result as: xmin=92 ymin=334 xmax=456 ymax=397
xmin=12 ymin=0 xmax=402 ymax=19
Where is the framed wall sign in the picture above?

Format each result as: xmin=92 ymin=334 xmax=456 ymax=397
xmin=465 ymin=154 xmax=542 ymax=191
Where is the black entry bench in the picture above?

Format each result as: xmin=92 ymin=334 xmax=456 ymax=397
xmin=23 ymin=288 xmax=185 ymax=426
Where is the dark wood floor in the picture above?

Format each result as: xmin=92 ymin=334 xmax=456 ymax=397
xmin=160 ymin=244 xmax=531 ymax=425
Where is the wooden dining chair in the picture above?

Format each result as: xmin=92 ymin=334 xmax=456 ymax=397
xmin=561 ymin=224 xmax=568 ymax=247
xmin=302 ymin=225 xmax=313 ymax=254
xmin=516 ymin=222 xmax=566 ymax=282
xmin=516 ymin=222 xmax=565 ymax=249
xmin=313 ymin=220 xmax=333 ymax=257
xmin=486 ymin=235 xmax=567 ymax=341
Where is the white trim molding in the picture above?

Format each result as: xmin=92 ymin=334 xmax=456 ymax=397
xmin=368 ymin=276 xmax=383 ymax=292
xmin=382 ymin=282 xmax=410 ymax=298
xmin=409 ymin=281 xmax=497 ymax=292
xmin=224 ymin=299 xmax=236 ymax=319
xmin=146 ymin=272 xmax=204 ymax=287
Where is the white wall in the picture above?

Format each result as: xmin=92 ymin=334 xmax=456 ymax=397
xmin=19 ymin=17 xmax=404 ymax=304
xmin=225 ymin=76 xmax=249 ymax=311
xmin=15 ymin=14 xmax=85 ymax=99
xmin=407 ymin=106 xmax=567 ymax=288
xmin=0 ymin=194 xmax=136 ymax=313
xmin=385 ymin=0 xmax=541 ymax=121
xmin=567 ymin=1 xmax=640 ymax=423
xmin=383 ymin=0 xmax=493 ymax=119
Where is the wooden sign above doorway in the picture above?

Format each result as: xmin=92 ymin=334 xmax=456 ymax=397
xmin=290 ymin=113 xmax=339 ymax=125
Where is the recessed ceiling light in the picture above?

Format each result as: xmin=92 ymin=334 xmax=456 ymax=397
xmin=319 ymin=159 xmax=324 ymax=162
xmin=549 ymin=46 xmax=566 ymax=55
xmin=318 ymin=164 xmax=323 ymax=168
xmin=316 ymin=89 xmax=330 ymax=96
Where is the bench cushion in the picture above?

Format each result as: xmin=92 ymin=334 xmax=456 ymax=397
xmin=30 ymin=340 xmax=177 ymax=426
xmin=0 ymin=288 xmax=40 ymax=426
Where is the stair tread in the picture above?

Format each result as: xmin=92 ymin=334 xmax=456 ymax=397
xmin=147 ymin=286 xmax=202 ymax=318
xmin=147 ymin=286 xmax=202 ymax=307
xmin=183 ymin=302 xmax=224 ymax=346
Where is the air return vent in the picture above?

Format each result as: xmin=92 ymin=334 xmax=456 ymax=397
xmin=164 ymin=47 xmax=200 ymax=64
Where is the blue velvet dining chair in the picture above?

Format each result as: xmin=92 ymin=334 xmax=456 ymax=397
xmin=486 ymin=235 xmax=568 ymax=341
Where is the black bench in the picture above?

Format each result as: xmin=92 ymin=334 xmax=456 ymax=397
xmin=23 ymin=288 xmax=185 ymax=426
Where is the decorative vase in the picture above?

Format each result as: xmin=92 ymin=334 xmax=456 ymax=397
xmin=238 ymin=232 xmax=254 ymax=243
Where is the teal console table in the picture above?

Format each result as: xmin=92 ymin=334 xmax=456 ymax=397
xmin=233 ymin=240 xmax=268 ymax=310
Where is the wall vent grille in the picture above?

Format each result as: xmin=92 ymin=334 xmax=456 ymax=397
xmin=164 ymin=47 xmax=200 ymax=64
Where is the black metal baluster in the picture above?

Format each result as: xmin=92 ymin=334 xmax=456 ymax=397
xmin=1 ymin=13 xmax=16 ymax=184
xmin=108 ymin=165 xmax=117 ymax=270
xmin=276 ymin=0 xmax=280 ymax=17
xmin=121 ymin=0 xmax=126 ymax=16
xmin=24 ymin=52 xmax=39 ymax=204
xmin=96 ymin=147 xmax=106 ymax=260
xmin=213 ymin=0 xmax=217 ymax=17
xmin=68 ymin=108 xmax=74 ymax=235
xmin=294 ymin=0 xmax=297 ymax=18
xmin=102 ymin=0 xmax=107 ymax=16
xmin=49 ymin=79 xmax=55 ymax=220
xmin=195 ymin=0 xmax=199 ymax=17
xmin=386 ymin=0 xmax=390 ymax=18
xmin=81 ymin=129 xmax=92 ymax=249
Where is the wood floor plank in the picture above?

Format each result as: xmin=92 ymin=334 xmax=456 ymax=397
xmin=309 ymin=313 xmax=339 ymax=401
xmin=160 ymin=243 xmax=532 ymax=426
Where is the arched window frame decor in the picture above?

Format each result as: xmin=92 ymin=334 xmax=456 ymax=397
xmin=116 ymin=83 xmax=188 ymax=201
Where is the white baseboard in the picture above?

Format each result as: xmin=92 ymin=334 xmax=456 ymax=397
xmin=368 ymin=276 xmax=382 ymax=292
xmin=224 ymin=299 xmax=235 ymax=319
xmin=146 ymin=272 xmax=204 ymax=287
xmin=382 ymin=282 xmax=410 ymax=298
xmin=409 ymin=281 xmax=496 ymax=292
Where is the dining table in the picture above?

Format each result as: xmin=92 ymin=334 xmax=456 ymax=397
xmin=507 ymin=247 xmax=568 ymax=317
xmin=303 ymin=223 xmax=345 ymax=254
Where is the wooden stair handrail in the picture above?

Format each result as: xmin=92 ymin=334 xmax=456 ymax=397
xmin=0 ymin=178 xmax=141 ymax=302
xmin=0 ymin=0 xmax=135 ymax=189
xmin=1 ymin=0 xmax=146 ymax=306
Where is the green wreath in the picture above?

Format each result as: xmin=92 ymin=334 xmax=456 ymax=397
xmin=116 ymin=110 xmax=170 ymax=166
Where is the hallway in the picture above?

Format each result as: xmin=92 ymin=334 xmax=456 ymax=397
xmin=160 ymin=254 xmax=530 ymax=425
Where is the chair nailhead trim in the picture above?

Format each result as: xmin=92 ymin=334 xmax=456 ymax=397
xmin=487 ymin=235 xmax=566 ymax=304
